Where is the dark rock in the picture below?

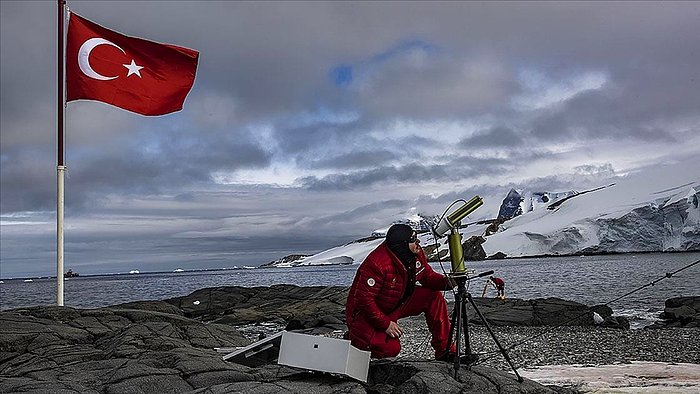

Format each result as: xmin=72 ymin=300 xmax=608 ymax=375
xmin=166 ymin=285 xmax=625 ymax=329
xmin=108 ymin=300 xmax=185 ymax=316
xmin=165 ymin=284 xmax=349 ymax=330
xmin=191 ymin=360 xmax=571 ymax=394
xmin=285 ymin=319 xmax=306 ymax=331
xmin=166 ymin=285 xmax=348 ymax=334
xmin=649 ymin=296 xmax=700 ymax=328
xmin=465 ymin=297 xmax=606 ymax=327
xmin=0 ymin=286 xmax=621 ymax=392
xmin=463 ymin=235 xmax=487 ymax=261
xmin=367 ymin=359 xmax=571 ymax=393
xmin=484 ymin=218 xmax=505 ymax=237
xmin=498 ymin=188 xmax=524 ymax=220
xmin=487 ymin=251 xmax=507 ymax=260
xmin=0 ymin=304 xmax=249 ymax=393
xmin=0 ymin=301 xmax=571 ymax=393
xmin=601 ymin=315 xmax=630 ymax=330
xmin=285 ymin=315 xmax=346 ymax=335
xmin=591 ymin=305 xmax=614 ymax=319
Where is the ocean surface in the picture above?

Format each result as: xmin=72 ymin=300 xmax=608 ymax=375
xmin=2 ymin=252 xmax=699 ymax=328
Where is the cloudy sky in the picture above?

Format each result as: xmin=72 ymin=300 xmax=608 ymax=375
xmin=1 ymin=1 xmax=699 ymax=277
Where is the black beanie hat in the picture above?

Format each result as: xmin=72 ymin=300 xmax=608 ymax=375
xmin=386 ymin=224 xmax=417 ymax=267
xmin=386 ymin=224 xmax=415 ymax=246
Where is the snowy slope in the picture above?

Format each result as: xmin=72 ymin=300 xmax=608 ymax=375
xmin=296 ymin=238 xmax=384 ymax=266
xmin=482 ymin=158 xmax=700 ymax=257
xmin=267 ymin=157 xmax=699 ymax=267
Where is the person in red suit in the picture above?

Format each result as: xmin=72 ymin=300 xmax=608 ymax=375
xmin=345 ymin=223 xmax=462 ymax=361
xmin=489 ymin=276 xmax=506 ymax=299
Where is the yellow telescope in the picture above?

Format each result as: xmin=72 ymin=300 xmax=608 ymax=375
xmin=433 ymin=196 xmax=483 ymax=274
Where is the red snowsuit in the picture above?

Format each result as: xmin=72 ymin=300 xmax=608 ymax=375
xmin=491 ymin=277 xmax=504 ymax=290
xmin=345 ymin=242 xmax=452 ymax=358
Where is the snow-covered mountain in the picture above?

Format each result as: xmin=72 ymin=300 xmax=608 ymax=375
xmin=264 ymin=158 xmax=699 ymax=268
xmin=483 ymin=159 xmax=699 ymax=257
xmin=370 ymin=214 xmax=433 ymax=237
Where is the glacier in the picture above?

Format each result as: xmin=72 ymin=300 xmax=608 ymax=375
xmin=266 ymin=157 xmax=699 ymax=267
xmin=482 ymin=158 xmax=699 ymax=258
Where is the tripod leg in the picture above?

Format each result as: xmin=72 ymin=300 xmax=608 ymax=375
xmin=466 ymin=293 xmax=523 ymax=382
xmin=461 ymin=294 xmax=472 ymax=361
xmin=453 ymin=294 xmax=462 ymax=376
xmin=445 ymin=300 xmax=458 ymax=356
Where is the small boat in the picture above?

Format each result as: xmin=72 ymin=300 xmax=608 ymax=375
xmin=24 ymin=279 xmax=33 ymax=283
xmin=64 ymin=269 xmax=80 ymax=278
xmin=173 ymin=268 xmax=185 ymax=273
xmin=129 ymin=270 xmax=140 ymax=274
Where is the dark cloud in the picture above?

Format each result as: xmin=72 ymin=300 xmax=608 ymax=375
xmin=0 ymin=148 xmax=57 ymax=213
xmin=1 ymin=123 xmax=272 ymax=212
xmin=297 ymin=156 xmax=515 ymax=191
xmin=460 ymin=126 xmax=524 ymax=148
xmin=285 ymin=199 xmax=407 ymax=231
xmin=272 ymin=120 xmax=366 ymax=156
xmin=306 ymin=150 xmax=399 ymax=170
xmin=298 ymin=163 xmax=450 ymax=191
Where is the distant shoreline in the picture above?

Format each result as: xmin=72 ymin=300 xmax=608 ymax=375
xmin=476 ymin=248 xmax=699 ymax=261
xmin=2 ymin=249 xmax=698 ymax=281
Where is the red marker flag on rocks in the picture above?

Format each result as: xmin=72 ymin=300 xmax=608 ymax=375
xmin=66 ymin=13 xmax=199 ymax=116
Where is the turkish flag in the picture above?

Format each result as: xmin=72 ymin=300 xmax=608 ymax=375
xmin=66 ymin=13 xmax=199 ymax=116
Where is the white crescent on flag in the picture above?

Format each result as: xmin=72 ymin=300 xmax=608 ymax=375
xmin=78 ymin=38 xmax=125 ymax=81
xmin=67 ymin=12 xmax=199 ymax=115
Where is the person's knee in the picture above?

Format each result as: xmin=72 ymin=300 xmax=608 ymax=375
xmin=369 ymin=333 xmax=401 ymax=358
xmin=373 ymin=339 xmax=400 ymax=358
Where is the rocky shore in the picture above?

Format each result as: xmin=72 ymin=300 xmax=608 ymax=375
xmin=1 ymin=285 xmax=698 ymax=393
xmin=383 ymin=320 xmax=700 ymax=370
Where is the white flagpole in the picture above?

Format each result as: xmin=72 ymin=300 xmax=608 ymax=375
xmin=57 ymin=0 xmax=67 ymax=306
xmin=57 ymin=167 xmax=65 ymax=306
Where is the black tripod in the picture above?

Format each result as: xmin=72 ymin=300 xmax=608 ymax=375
xmin=445 ymin=272 xmax=523 ymax=382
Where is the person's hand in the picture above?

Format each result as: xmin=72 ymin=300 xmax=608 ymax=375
xmin=385 ymin=321 xmax=402 ymax=338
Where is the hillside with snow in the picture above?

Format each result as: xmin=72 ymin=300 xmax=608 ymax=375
xmin=483 ymin=159 xmax=699 ymax=257
xmin=265 ymin=158 xmax=699 ymax=267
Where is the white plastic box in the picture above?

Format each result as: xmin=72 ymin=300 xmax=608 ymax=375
xmin=278 ymin=331 xmax=370 ymax=382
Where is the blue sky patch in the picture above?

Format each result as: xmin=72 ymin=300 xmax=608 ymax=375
xmin=330 ymin=39 xmax=439 ymax=88
xmin=331 ymin=65 xmax=353 ymax=87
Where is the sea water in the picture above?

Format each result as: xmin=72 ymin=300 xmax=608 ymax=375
xmin=1 ymin=252 xmax=698 ymax=328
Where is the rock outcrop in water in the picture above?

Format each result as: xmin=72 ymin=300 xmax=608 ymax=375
xmin=648 ymin=296 xmax=700 ymax=328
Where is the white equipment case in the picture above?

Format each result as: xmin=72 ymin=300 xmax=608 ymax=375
xmin=278 ymin=331 xmax=370 ymax=382
xmin=223 ymin=331 xmax=371 ymax=382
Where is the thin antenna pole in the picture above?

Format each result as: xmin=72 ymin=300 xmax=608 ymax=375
xmin=57 ymin=0 xmax=66 ymax=306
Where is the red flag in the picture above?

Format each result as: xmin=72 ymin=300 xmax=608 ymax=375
xmin=66 ymin=13 xmax=199 ymax=116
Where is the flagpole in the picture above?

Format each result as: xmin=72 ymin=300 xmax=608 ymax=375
xmin=57 ymin=0 xmax=66 ymax=306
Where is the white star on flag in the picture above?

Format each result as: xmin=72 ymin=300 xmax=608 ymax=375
xmin=123 ymin=59 xmax=144 ymax=78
